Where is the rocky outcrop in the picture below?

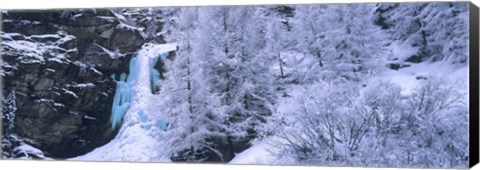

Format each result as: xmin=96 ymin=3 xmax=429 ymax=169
xmin=1 ymin=9 xmax=147 ymax=158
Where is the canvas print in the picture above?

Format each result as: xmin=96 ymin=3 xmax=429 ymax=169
xmin=0 ymin=1 xmax=477 ymax=169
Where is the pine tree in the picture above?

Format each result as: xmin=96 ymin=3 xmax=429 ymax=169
xmin=165 ymin=6 xmax=278 ymax=161
xmin=292 ymin=4 xmax=387 ymax=82
xmin=375 ymin=2 xmax=469 ymax=65
xmin=161 ymin=7 xmax=230 ymax=161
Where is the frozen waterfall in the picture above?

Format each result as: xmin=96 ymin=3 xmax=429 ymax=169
xmin=71 ymin=43 xmax=177 ymax=162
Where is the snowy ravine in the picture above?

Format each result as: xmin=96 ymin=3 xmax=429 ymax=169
xmin=71 ymin=43 xmax=177 ymax=162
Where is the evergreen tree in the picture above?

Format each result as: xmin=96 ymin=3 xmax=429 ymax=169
xmin=292 ymin=4 xmax=388 ymax=82
xmin=375 ymin=2 xmax=469 ymax=65
xmin=161 ymin=7 xmax=228 ymax=161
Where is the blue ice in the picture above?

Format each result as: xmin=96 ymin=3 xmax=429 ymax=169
xmin=110 ymin=57 xmax=137 ymax=129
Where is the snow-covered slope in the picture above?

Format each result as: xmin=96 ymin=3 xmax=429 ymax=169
xmin=71 ymin=43 xmax=176 ymax=162
xmin=383 ymin=62 xmax=468 ymax=96
xmin=229 ymin=138 xmax=296 ymax=165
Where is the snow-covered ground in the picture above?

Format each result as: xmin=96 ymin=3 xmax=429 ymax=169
xmin=229 ymin=139 xmax=275 ymax=164
xmin=383 ymin=62 xmax=467 ymax=96
xmin=229 ymin=138 xmax=295 ymax=165
xmin=12 ymin=144 xmax=53 ymax=160
xmin=70 ymin=43 xmax=176 ymax=162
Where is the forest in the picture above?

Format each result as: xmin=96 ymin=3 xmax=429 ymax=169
xmin=1 ymin=2 xmax=470 ymax=169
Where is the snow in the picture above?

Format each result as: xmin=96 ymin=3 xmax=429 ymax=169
xmin=2 ymin=33 xmax=75 ymax=61
xmin=34 ymin=98 xmax=54 ymax=103
xmin=113 ymin=12 xmax=127 ymax=22
xmin=56 ymin=34 xmax=76 ymax=45
xmin=90 ymin=67 xmax=103 ymax=76
xmin=383 ymin=68 xmax=418 ymax=96
xmin=18 ymin=20 xmax=40 ymax=25
xmin=156 ymin=18 xmax=170 ymax=37
xmin=70 ymin=83 xmax=95 ymax=88
xmin=29 ymin=34 xmax=62 ymax=39
xmin=143 ymin=43 xmax=178 ymax=58
xmin=147 ymin=45 xmax=174 ymax=92
xmin=382 ymin=61 xmax=467 ymax=96
xmin=48 ymin=57 xmax=67 ymax=64
xmin=229 ymin=138 xmax=295 ymax=165
xmin=95 ymin=16 xmax=117 ymax=22
xmin=45 ymin=68 xmax=56 ymax=72
xmin=53 ymin=103 xmax=65 ymax=107
xmin=84 ymin=115 xmax=96 ymax=120
xmin=94 ymin=44 xmax=121 ymax=59
xmin=13 ymin=144 xmax=46 ymax=159
xmin=391 ymin=41 xmax=420 ymax=61
xmin=272 ymin=51 xmax=319 ymax=81
xmin=1 ymin=32 xmax=23 ymax=40
xmin=72 ymin=13 xmax=84 ymax=20
xmin=3 ymin=40 xmax=47 ymax=62
xmin=19 ymin=59 xmax=43 ymax=64
xmin=229 ymin=140 xmax=274 ymax=164
xmin=1 ymin=32 xmax=79 ymax=75
xmin=381 ymin=39 xmax=468 ymax=96
xmin=117 ymin=22 xmax=145 ymax=32
xmin=71 ymin=43 xmax=177 ymax=162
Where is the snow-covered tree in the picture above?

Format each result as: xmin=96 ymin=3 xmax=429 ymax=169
xmin=196 ymin=6 xmax=276 ymax=136
xmin=272 ymin=72 xmax=468 ymax=167
xmin=273 ymin=82 xmax=354 ymax=165
xmin=2 ymin=91 xmax=16 ymax=132
xmin=162 ymin=6 xmax=278 ymax=161
xmin=159 ymin=7 xmax=228 ymax=161
xmin=2 ymin=91 xmax=17 ymax=158
xmin=399 ymin=76 xmax=468 ymax=168
xmin=347 ymin=80 xmax=405 ymax=166
xmin=262 ymin=6 xmax=298 ymax=99
xmin=375 ymin=2 xmax=469 ymax=65
xmin=291 ymin=4 xmax=388 ymax=82
xmin=224 ymin=6 xmax=277 ymax=139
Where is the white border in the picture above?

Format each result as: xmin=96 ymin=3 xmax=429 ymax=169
xmin=0 ymin=0 xmax=478 ymax=170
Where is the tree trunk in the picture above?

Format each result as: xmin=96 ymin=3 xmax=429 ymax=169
xmin=223 ymin=10 xmax=229 ymax=57
xmin=277 ymin=53 xmax=285 ymax=78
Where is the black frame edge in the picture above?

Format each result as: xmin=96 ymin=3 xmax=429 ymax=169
xmin=470 ymin=1 xmax=480 ymax=169
xmin=0 ymin=9 xmax=4 ymax=160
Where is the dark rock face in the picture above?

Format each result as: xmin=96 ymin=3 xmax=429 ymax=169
xmin=1 ymin=9 xmax=146 ymax=158
xmin=387 ymin=63 xmax=411 ymax=70
xmin=170 ymin=135 xmax=251 ymax=162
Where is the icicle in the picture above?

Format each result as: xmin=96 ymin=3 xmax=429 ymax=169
xmin=110 ymin=57 xmax=137 ymax=129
